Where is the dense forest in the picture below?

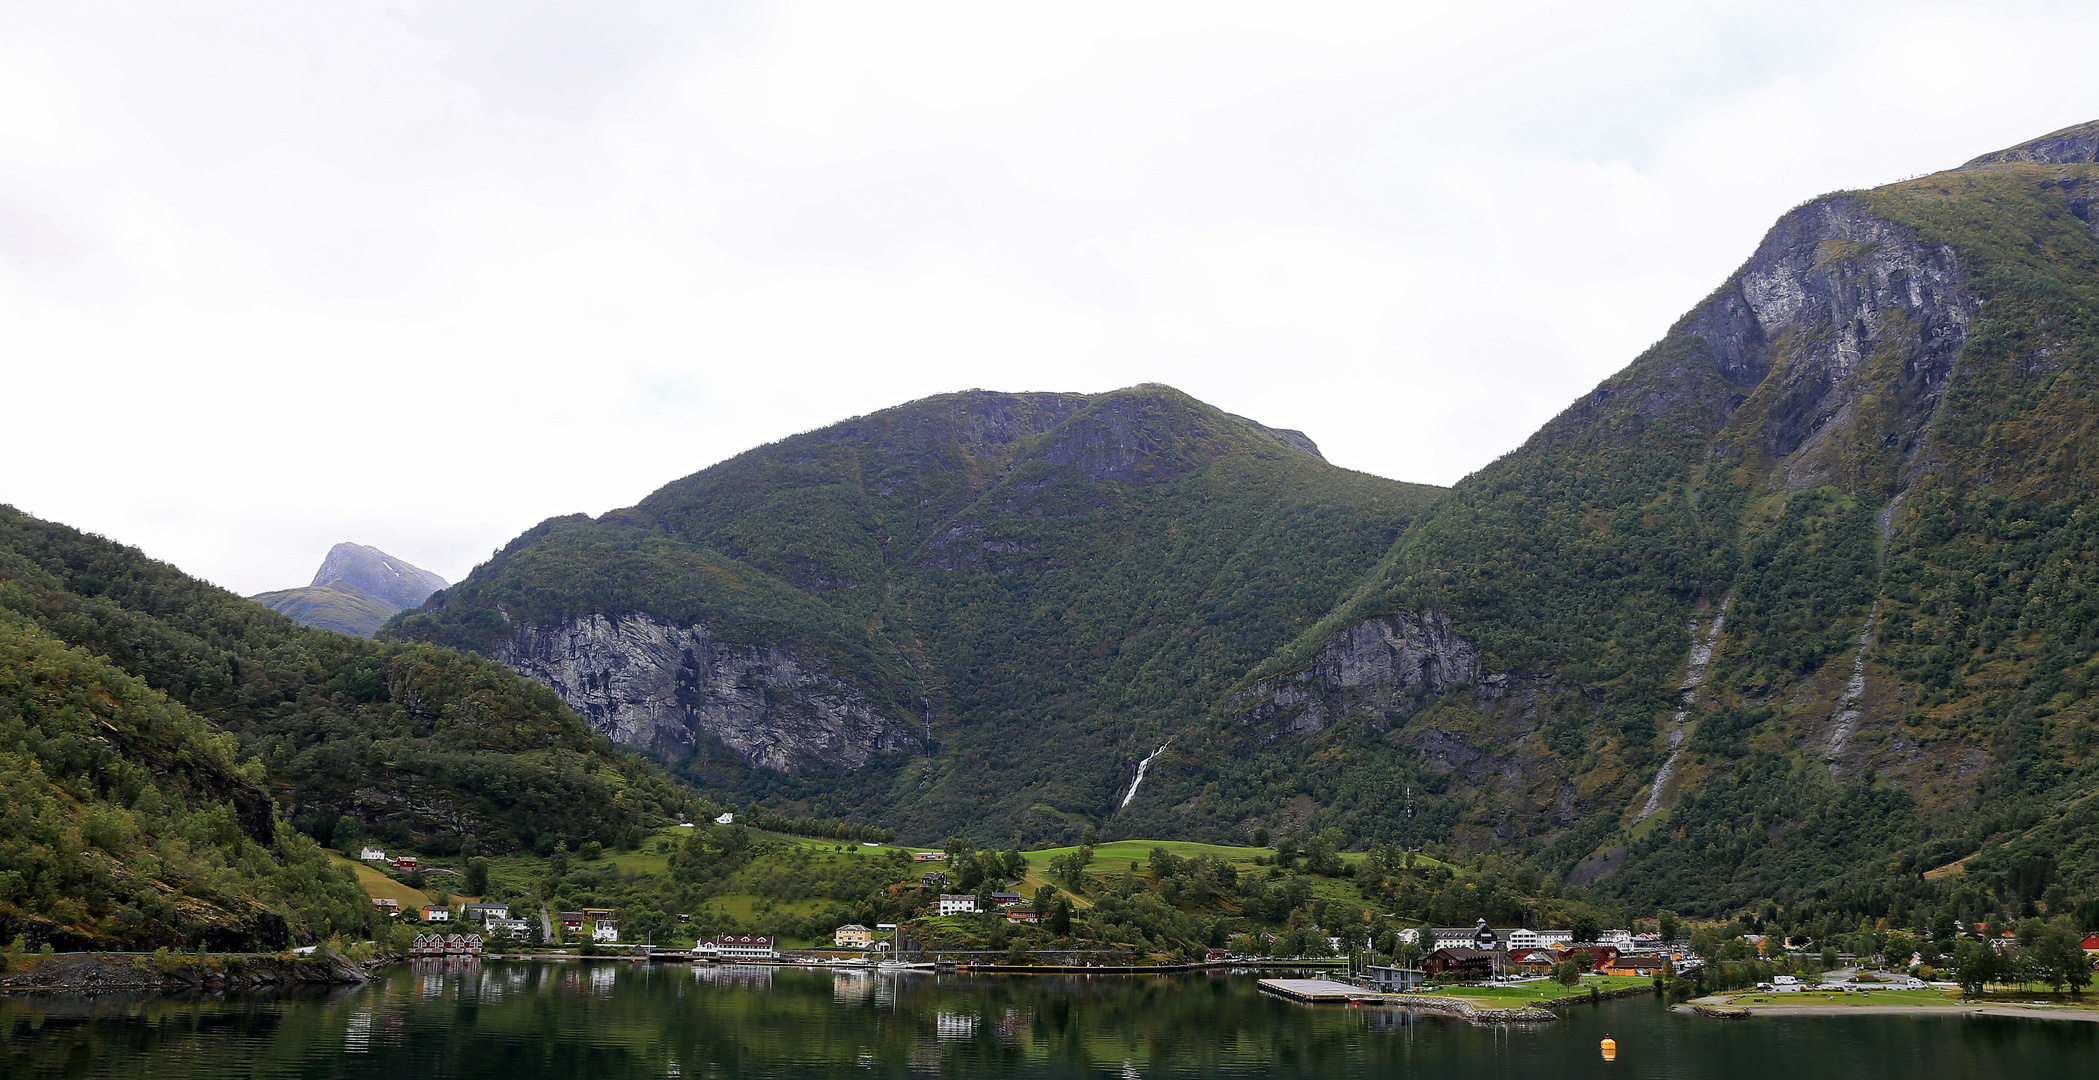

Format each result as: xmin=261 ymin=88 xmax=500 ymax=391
xmin=389 ymin=387 xmax=1447 ymax=843
xmin=387 ymin=120 xmax=2099 ymax=941
xmin=0 ymin=505 xmax=704 ymax=948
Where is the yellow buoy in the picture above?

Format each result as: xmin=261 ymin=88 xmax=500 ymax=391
xmin=1600 ymin=1036 xmax=1617 ymax=1061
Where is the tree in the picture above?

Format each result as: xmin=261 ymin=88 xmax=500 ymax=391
xmin=463 ymin=857 xmax=490 ymax=897
xmin=1952 ymin=939 xmax=1997 ymax=997
xmin=1251 ymin=828 xmax=1270 ymax=848
xmin=1303 ymin=830 xmax=1345 ymax=877
xmin=1658 ymin=911 xmax=1680 ymax=942
xmin=1571 ymin=914 xmax=1601 ymax=944
xmin=1050 ymin=848 xmax=1093 ymax=893
xmin=1048 ymin=897 xmax=1072 ymax=937
xmin=1081 ymin=824 xmax=1099 ymax=848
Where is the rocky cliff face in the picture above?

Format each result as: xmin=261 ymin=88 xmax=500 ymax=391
xmin=1696 ymin=196 xmax=1974 ymax=493
xmin=1237 ymin=610 xmax=1480 ymax=734
xmin=494 ymin=612 xmax=915 ymax=772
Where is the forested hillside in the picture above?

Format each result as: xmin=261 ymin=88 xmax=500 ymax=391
xmin=389 ymin=386 xmax=1445 ymax=843
xmin=1188 ymin=120 xmax=2099 ymax=933
xmin=0 ymin=506 xmax=694 ymax=871
xmin=0 ymin=618 xmax=372 ymax=950
xmin=390 ymin=120 xmax=2099 ymax=944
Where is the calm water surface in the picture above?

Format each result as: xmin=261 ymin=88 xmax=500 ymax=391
xmin=2 ymin=961 xmax=2092 ymax=1079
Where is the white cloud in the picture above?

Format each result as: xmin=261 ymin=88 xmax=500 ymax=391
xmin=3 ymin=0 xmax=2098 ymax=593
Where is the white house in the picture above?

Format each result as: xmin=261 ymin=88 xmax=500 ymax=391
xmin=699 ymin=934 xmax=776 ymax=960
xmin=422 ymin=905 xmax=450 ymax=922
xmin=360 ymin=847 xmax=386 ymax=862
xmin=592 ymin=919 xmax=619 ymax=943
xmin=486 ymin=917 xmax=532 ymax=939
xmin=937 ymin=894 xmax=978 ymax=916
xmin=715 ymin=812 xmax=735 ymax=825
xmin=1431 ymin=924 xmax=1575 ymax=950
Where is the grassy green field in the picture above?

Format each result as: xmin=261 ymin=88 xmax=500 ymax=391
xmin=1432 ymin=975 xmax=1655 ymax=1004
xmin=330 ymin=854 xmax=438 ymax=911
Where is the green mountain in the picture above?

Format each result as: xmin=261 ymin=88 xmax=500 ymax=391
xmin=0 ymin=618 xmax=373 ymax=951
xmin=1205 ymin=119 xmax=2099 ymax=922
xmin=397 ymin=120 xmax=2099 ymax=936
xmin=386 ymin=386 xmax=1447 ymax=843
xmin=251 ymin=543 xmax=448 ymax=638
xmin=0 ymin=506 xmax=693 ymax=887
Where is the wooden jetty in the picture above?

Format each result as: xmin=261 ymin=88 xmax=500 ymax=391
xmin=1258 ymin=978 xmax=1384 ymax=1003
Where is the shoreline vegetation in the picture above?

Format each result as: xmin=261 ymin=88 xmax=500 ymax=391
xmin=1681 ymin=989 xmax=2099 ymax=1023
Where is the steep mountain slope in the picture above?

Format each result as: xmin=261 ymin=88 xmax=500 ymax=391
xmin=388 ymin=386 xmax=1446 ymax=843
xmin=0 ymin=506 xmax=692 ymax=859
xmin=1213 ymin=120 xmax=2099 ymax=920
xmin=251 ymin=543 xmax=447 ymax=638
xmin=0 ymin=620 xmax=373 ymax=950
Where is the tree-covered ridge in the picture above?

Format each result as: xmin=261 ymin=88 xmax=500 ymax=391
xmin=1201 ymin=132 xmax=2099 ymax=930
xmin=0 ymin=618 xmax=372 ymax=949
xmin=391 ymin=386 xmax=1446 ymax=844
xmin=0 ymin=505 xmax=695 ymax=857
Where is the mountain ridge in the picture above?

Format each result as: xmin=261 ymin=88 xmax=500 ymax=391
xmin=252 ymin=542 xmax=447 ymax=638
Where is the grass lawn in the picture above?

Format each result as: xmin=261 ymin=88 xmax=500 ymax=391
xmin=1724 ymin=988 xmax=1961 ymax=1007
xmin=1436 ymin=976 xmax=1654 ymax=1004
xmin=330 ymin=853 xmax=437 ymax=910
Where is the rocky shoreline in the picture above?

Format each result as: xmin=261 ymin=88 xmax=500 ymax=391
xmin=0 ymin=950 xmax=378 ymax=993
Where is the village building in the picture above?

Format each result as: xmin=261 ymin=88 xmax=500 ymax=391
xmin=1367 ymin=966 xmax=1428 ymax=991
xmin=912 ymin=852 xmax=947 ymax=862
xmin=1428 ymin=922 xmax=1572 ymax=951
xmin=408 ymin=933 xmax=485 ymax=957
xmin=1557 ymin=944 xmax=1621 ymax=970
xmin=715 ymin=812 xmax=735 ymax=824
xmin=462 ymin=903 xmax=510 ymax=923
xmin=1004 ymin=909 xmax=1039 ymax=924
xmin=990 ymin=892 xmax=1024 ymax=907
xmin=592 ymin=919 xmax=619 ymax=943
xmin=1602 ymin=954 xmax=1671 ymax=977
xmin=1508 ymin=948 xmax=1558 ymax=975
xmin=359 ymin=847 xmax=386 ymax=862
xmin=393 ymin=856 xmax=418 ymax=870
xmin=422 ymin=905 xmax=450 ymax=922
xmin=485 ymin=917 xmax=532 ymax=939
xmin=835 ymin=924 xmax=874 ymax=948
xmin=371 ymin=897 xmax=400 ymax=917
xmin=698 ymin=935 xmax=777 ymax=961
xmin=937 ymin=894 xmax=978 ymax=916
xmin=559 ymin=911 xmax=587 ymax=934
xmin=2081 ymin=934 xmax=2099 ymax=956
xmin=920 ymin=872 xmax=950 ymax=889
xmin=1422 ymin=947 xmax=1497 ymax=979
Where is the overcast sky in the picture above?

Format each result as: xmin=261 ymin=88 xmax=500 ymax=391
xmin=4 ymin=1 xmax=2096 ymax=595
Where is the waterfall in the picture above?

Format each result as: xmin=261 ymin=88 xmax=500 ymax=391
xmin=1637 ymin=595 xmax=1730 ymax=822
xmin=1120 ymin=743 xmax=1170 ymax=809
xmin=1823 ymin=600 xmax=1881 ymax=766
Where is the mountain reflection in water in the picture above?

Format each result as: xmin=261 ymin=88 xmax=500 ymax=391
xmin=3 ymin=962 xmax=2094 ymax=1079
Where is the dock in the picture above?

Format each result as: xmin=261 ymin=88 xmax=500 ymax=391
xmin=1258 ymin=978 xmax=1382 ymax=1003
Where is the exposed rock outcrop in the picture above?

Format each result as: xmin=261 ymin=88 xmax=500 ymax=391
xmin=495 ymin=613 xmax=915 ymax=772
xmin=1238 ymin=611 xmax=1480 ymax=734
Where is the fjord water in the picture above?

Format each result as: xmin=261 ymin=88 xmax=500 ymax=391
xmin=3 ymin=964 xmax=2093 ymax=1080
